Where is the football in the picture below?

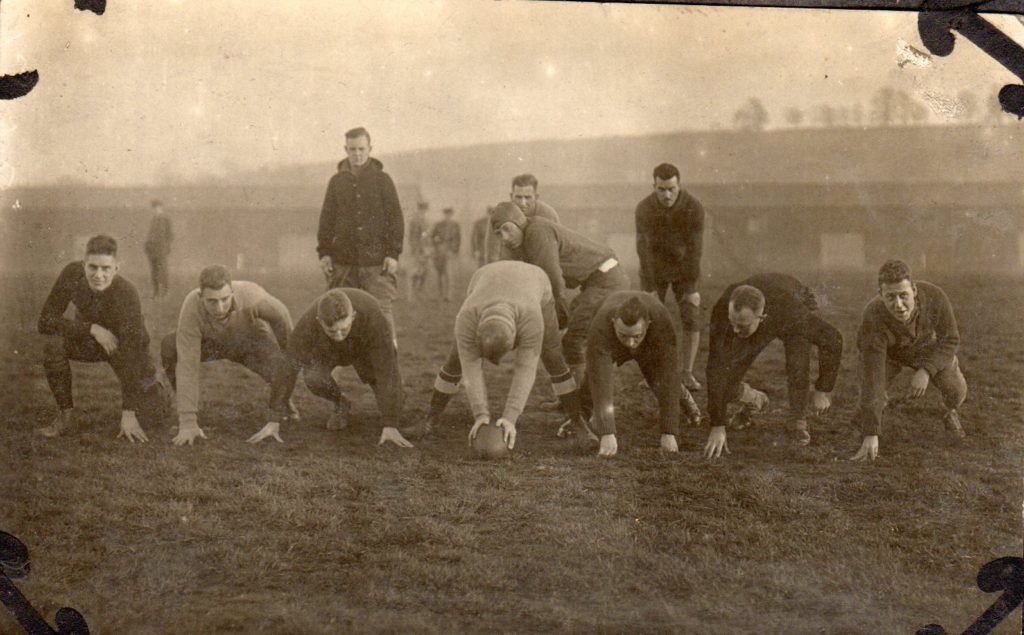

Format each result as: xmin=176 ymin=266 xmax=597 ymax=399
xmin=472 ymin=423 xmax=510 ymax=460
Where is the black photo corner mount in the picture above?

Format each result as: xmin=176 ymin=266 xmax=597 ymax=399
xmin=0 ymin=531 xmax=91 ymax=635
xmin=918 ymin=2 xmax=1024 ymax=118
xmin=916 ymin=556 xmax=1024 ymax=635
xmin=0 ymin=0 xmax=104 ymax=100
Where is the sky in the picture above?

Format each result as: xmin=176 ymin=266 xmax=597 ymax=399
xmin=0 ymin=0 xmax=1021 ymax=186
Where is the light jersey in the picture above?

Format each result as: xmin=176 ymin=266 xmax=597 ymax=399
xmin=454 ymin=261 xmax=554 ymax=424
xmin=174 ymin=281 xmax=292 ymax=420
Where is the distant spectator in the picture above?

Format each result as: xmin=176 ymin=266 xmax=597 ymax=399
xmin=430 ymin=207 xmax=461 ymax=302
xmin=471 ymin=206 xmax=494 ymax=268
xmin=144 ymin=199 xmax=173 ymax=299
xmin=850 ymin=260 xmax=967 ymax=462
xmin=408 ymin=201 xmax=431 ymax=295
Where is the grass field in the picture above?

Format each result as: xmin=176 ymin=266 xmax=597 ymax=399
xmin=1 ymin=266 xmax=1021 ymax=634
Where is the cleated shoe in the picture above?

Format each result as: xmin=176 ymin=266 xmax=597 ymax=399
xmin=681 ymin=371 xmax=702 ymax=392
xmin=38 ymin=409 xmax=74 ymax=438
xmin=399 ymin=416 xmax=434 ymax=440
xmin=792 ymin=418 xmax=811 ymax=446
xmin=325 ymin=397 xmax=351 ymax=431
xmin=286 ymin=398 xmax=301 ymax=423
xmin=681 ymin=387 xmax=702 ymax=425
xmin=943 ymin=409 xmax=967 ymax=439
xmin=728 ymin=404 xmax=755 ymax=430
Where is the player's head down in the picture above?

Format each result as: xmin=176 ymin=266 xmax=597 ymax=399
xmin=613 ymin=296 xmax=651 ymax=350
xmin=83 ymin=235 xmax=119 ymax=293
xmin=317 ymin=289 xmax=356 ymax=342
xmin=478 ymin=314 xmax=515 ymax=365
xmin=491 ymin=202 xmax=527 ymax=249
xmin=728 ymin=285 xmax=767 ymax=339
xmin=877 ymin=259 xmax=917 ymax=324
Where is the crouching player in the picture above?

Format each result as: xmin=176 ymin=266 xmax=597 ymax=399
xmin=703 ymin=274 xmax=843 ymax=459
xmin=851 ymin=259 xmax=967 ymax=461
xmin=258 ymin=288 xmax=412 ymax=447
xmin=37 ymin=235 xmax=169 ymax=442
xmin=160 ymin=265 xmax=297 ymax=445
xmin=577 ymin=291 xmax=701 ymax=458
xmin=412 ymin=261 xmax=592 ymax=448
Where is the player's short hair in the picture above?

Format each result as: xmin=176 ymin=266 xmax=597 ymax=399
xmin=490 ymin=202 xmax=527 ymax=231
xmin=653 ymin=163 xmax=680 ymax=182
xmin=478 ymin=319 xmax=514 ymax=365
xmin=198 ymin=265 xmax=232 ymax=291
xmin=511 ymin=174 xmax=539 ymax=190
xmin=345 ymin=127 xmax=371 ymax=144
xmin=317 ymin=289 xmax=354 ymax=324
xmin=85 ymin=235 xmax=118 ymax=257
xmin=878 ymin=259 xmax=912 ymax=287
xmin=729 ymin=285 xmax=766 ymax=314
xmin=614 ymin=296 xmax=651 ymax=327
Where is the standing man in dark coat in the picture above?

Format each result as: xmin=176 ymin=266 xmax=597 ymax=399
xmin=635 ymin=163 xmax=704 ymax=391
xmin=144 ymin=199 xmax=173 ymax=299
xmin=703 ymin=273 xmax=843 ymax=458
xmin=317 ymin=127 xmax=404 ymax=345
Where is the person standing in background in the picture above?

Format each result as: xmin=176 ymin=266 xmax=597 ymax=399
xmin=144 ymin=199 xmax=173 ymax=299
xmin=471 ymin=206 xmax=493 ymax=268
xmin=316 ymin=127 xmax=404 ymax=344
xmin=430 ymin=207 xmax=461 ymax=303
xmin=408 ymin=201 xmax=431 ymax=296
xmin=635 ymin=163 xmax=705 ymax=391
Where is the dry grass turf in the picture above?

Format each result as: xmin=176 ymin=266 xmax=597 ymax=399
xmin=1 ymin=268 xmax=1021 ymax=634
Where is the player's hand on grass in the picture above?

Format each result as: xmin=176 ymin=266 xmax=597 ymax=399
xmin=382 ymin=257 xmax=399 ymax=276
xmin=379 ymin=426 xmax=414 ymax=448
xmin=247 ymin=421 xmax=283 ymax=444
xmin=598 ymin=434 xmax=618 ymax=458
xmin=910 ymin=369 xmax=930 ymax=398
xmin=495 ymin=417 xmax=516 ymax=450
xmin=468 ymin=415 xmax=490 ymax=443
xmin=173 ymin=418 xmax=207 ymax=446
xmin=810 ymin=390 xmax=832 ymax=416
xmin=703 ymin=426 xmax=729 ymax=459
xmin=850 ymin=435 xmax=879 ymax=461
xmin=660 ymin=433 xmax=679 ymax=453
xmin=117 ymin=411 xmax=148 ymax=443
xmin=90 ymin=324 xmax=119 ymax=355
xmin=318 ymin=255 xmax=334 ymax=278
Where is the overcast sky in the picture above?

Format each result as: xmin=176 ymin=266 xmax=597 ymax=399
xmin=1 ymin=0 xmax=1020 ymax=186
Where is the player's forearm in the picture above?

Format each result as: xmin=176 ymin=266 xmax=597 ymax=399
xmin=502 ymin=352 xmax=541 ymax=424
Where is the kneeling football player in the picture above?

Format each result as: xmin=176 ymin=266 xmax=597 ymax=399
xmin=850 ymin=259 xmax=967 ymax=462
xmin=412 ymin=261 xmax=592 ymax=449
xmin=37 ymin=235 xmax=169 ymax=442
xmin=160 ymin=265 xmax=298 ymax=445
xmin=257 ymin=288 xmax=412 ymax=447
xmin=703 ymin=273 xmax=843 ymax=459
xmin=578 ymin=291 xmax=701 ymax=458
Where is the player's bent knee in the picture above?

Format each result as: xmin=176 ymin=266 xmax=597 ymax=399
xmin=41 ymin=335 xmax=68 ymax=363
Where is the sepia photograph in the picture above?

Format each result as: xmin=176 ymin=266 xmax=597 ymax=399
xmin=1 ymin=1 xmax=1022 ymax=633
